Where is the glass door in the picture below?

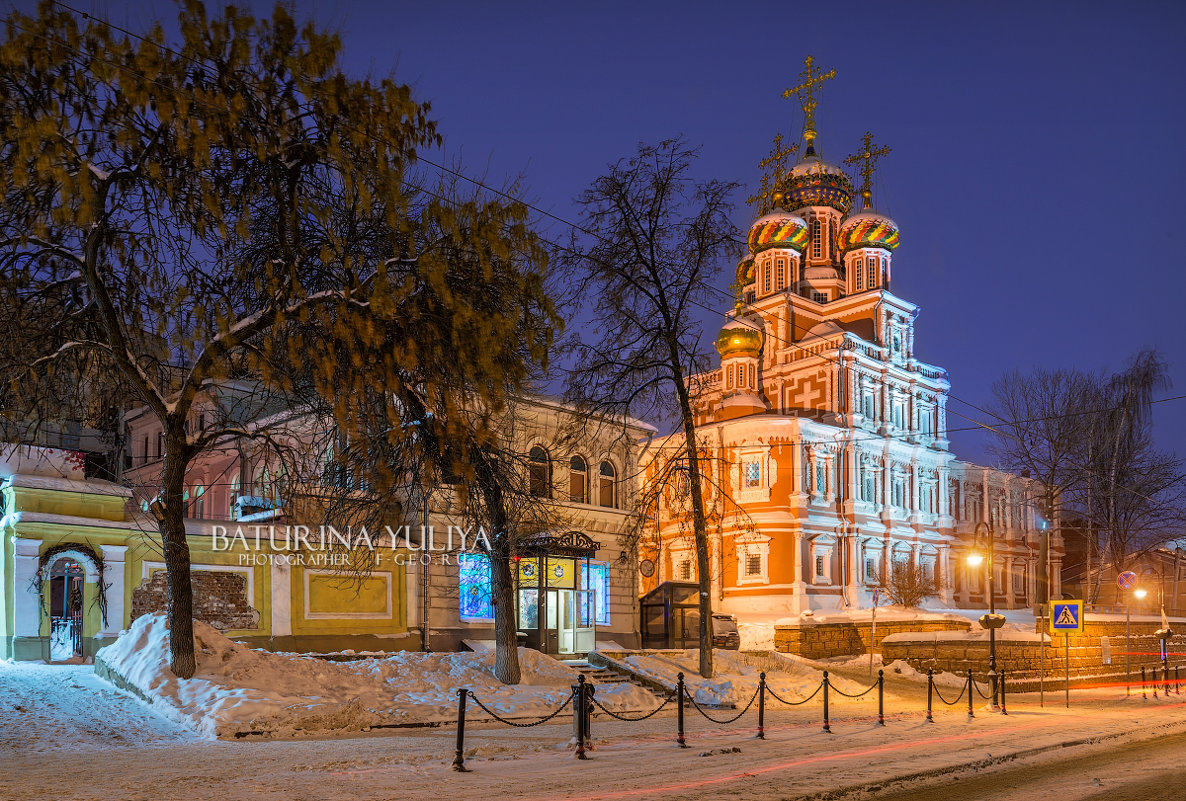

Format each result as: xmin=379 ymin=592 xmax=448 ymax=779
xmin=544 ymin=588 xmax=577 ymax=654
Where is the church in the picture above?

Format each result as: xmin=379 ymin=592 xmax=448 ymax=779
xmin=639 ymin=58 xmax=1062 ymax=619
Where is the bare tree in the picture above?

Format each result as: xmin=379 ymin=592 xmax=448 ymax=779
xmin=884 ymin=561 xmax=944 ymax=608
xmin=563 ymin=139 xmax=737 ymax=678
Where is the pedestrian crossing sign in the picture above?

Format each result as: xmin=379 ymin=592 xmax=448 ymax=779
xmin=1050 ymin=600 xmax=1084 ymax=633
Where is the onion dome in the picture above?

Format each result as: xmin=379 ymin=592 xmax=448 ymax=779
xmin=715 ymin=314 xmax=764 ymax=359
xmin=747 ymin=211 xmax=808 ymax=255
xmin=735 ymin=255 xmax=755 ymax=287
xmin=839 ymin=208 xmax=900 ymax=253
xmin=782 ymin=152 xmax=855 ymax=214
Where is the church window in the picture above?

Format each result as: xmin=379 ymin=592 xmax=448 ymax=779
xmin=745 ymin=554 xmax=762 ymax=577
xmin=812 ymin=291 xmax=828 ymax=304
xmin=865 ymin=556 xmax=878 ymax=582
xmin=811 ymin=218 xmax=822 ymax=259
xmin=678 ymin=559 xmax=692 ymax=581
xmin=854 ymin=258 xmax=863 ymax=291
xmin=748 ymin=364 xmax=755 ymax=387
xmin=862 ymin=467 xmax=876 ymax=502
xmin=815 ymin=555 xmax=826 ymax=578
xmin=862 ymin=391 xmax=875 ymax=418
xmin=763 ymin=259 xmax=771 ymax=294
xmin=892 ymin=476 xmax=905 ymax=508
xmin=868 ymin=262 xmax=876 ymax=289
xmin=830 ymin=219 xmax=838 ymax=257
xmin=776 ymin=258 xmax=785 ymax=287
xmin=599 ymin=461 xmax=617 ymax=508
xmin=815 ymin=460 xmax=826 ymax=494
xmin=744 ymin=461 xmax=761 ymax=488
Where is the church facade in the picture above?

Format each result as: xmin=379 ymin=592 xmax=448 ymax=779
xmin=640 ymin=63 xmax=1061 ymax=619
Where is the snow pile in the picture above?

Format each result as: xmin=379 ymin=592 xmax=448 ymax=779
xmin=612 ymin=649 xmax=869 ymax=707
xmin=97 ymin=614 xmax=654 ymax=739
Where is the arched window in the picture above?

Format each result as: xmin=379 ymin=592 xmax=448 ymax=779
xmin=599 ymin=461 xmax=617 ymax=508
xmin=192 ymin=485 xmax=205 ymax=520
xmin=529 ymin=446 xmax=551 ymax=498
xmin=810 ymin=218 xmax=822 ymax=259
xmin=569 ymin=455 xmax=587 ymax=504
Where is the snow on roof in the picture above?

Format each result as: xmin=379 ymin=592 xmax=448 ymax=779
xmin=3 ymin=473 xmax=132 ymax=498
xmin=1 ymin=510 xmax=142 ymax=532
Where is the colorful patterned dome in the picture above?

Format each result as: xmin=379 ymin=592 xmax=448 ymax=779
xmin=839 ymin=210 xmax=900 ymax=253
xmin=747 ymin=211 xmax=809 ymax=255
xmin=735 ymin=255 xmax=755 ymax=287
xmin=782 ymin=155 xmax=855 ymax=214
xmin=715 ymin=315 xmax=764 ymax=359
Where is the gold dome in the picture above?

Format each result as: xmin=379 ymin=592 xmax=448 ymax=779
xmin=715 ymin=316 xmax=764 ymax=359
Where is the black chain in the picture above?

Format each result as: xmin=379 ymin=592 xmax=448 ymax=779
xmin=590 ymin=690 xmax=676 ymax=721
xmin=971 ymin=678 xmax=993 ymax=700
xmin=466 ymin=689 xmax=575 ymax=727
xmin=766 ymin=680 xmax=824 ymax=706
xmin=683 ymin=685 xmax=758 ymax=725
xmin=830 ymin=680 xmax=878 ymax=699
xmin=931 ymin=680 xmax=968 ymax=706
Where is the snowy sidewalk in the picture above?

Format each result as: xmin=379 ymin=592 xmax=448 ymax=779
xmin=5 ymin=656 xmax=1186 ymax=800
xmin=0 ymin=661 xmax=193 ymax=754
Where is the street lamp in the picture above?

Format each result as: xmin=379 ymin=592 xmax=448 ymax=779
xmin=1127 ymin=587 xmax=1147 ymax=697
xmin=967 ymin=521 xmax=1006 ymax=709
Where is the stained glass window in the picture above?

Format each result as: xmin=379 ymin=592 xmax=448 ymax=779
xmin=745 ymin=461 xmax=761 ymax=488
xmin=458 ymin=553 xmax=494 ymax=620
xmin=580 ymin=562 xmax=611 ymax=625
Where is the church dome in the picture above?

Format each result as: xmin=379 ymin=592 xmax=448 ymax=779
xmin=747 ymin=211 xmax=808 ymax=255
xmin=839 ymin=210 xmax=900 ymax=253
xmin=782 ymin=155 xmax=855 ymax=214
xmin=715 ymin=315 xmax=764 ymax=359
xmin=735 ymin=255 xmax=755 ymax=287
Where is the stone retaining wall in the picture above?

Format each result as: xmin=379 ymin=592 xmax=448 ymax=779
xmin=773 ymin=619 xmax=972 ymax=659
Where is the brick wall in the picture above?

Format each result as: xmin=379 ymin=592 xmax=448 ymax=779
xmin=132 ymin=570 xmax=260 ymax=631
xmin=773 ymin=619 xmax=972 ymax=659
xmin=882 ymin=628 xmax=1186 ymax=688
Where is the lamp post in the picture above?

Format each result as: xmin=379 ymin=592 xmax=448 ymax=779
xmin=967 ymin=521 xmax=1004 ymax=710
xmin=1127 ymin=587 xmax=1147 ymax=697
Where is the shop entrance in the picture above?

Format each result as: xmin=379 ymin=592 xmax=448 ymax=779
xmin=514 ymin=531 xmax=600 ymax=655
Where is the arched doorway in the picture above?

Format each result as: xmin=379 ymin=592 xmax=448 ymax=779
xmin=48 ymin=557 xmax=85 ymax=660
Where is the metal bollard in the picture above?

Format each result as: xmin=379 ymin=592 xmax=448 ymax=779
xmin=926 ymin=669 xmax=934 ymax=723
xmin=676 ymin=672 xmax=687 ymax=748
xmin=967 ymin=669 xmax=975 ymax=718
xmin=1142 ymin=666 xmax=1147 ymax=700
xmin=757 ymin=671 xmax=766 ymax=739
xmin=988 ymin=667 xmax=998 ymax=711
xmin=999 ymin=670 xmax=1007 ymax=715
xmin=452 ymin=688 xmax=469 ymax=772
xmin=1177 ymin=665 xmax=1181 ymax=696
xmin=877 ymin=669 xmax=885 ymax=726
xmin=573 ymin=676 xmax=588 ymax=759
xmin=822 ymin=671 xmax=831 ymax=733
xmin=1165 ymin=663 xmax=1171 ymax=698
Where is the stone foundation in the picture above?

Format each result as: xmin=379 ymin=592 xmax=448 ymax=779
xmin=774 ymin=618 xmax=972 ymax=659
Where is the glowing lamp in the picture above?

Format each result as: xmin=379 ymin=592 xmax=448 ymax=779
xmin=966 ymin=553 xmax=984 ymax=567
xmin=1134 ymin=588 xmax=1148 ymax=599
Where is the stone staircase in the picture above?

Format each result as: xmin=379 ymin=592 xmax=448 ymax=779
xmin=560 ymin=658 xmax=669 ymax=702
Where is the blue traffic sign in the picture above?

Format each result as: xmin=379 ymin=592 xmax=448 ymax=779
xmin=1117 ymin=571 xmax=1138 ymax=590
xmin=1050 ymin=600 xmax=1084 ymax=633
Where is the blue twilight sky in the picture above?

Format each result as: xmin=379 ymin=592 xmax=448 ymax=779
xmin=11 ymin=1 xmax=1186 ymax=465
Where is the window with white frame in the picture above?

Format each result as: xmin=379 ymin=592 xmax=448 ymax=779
xmin=744 ymin=461 xmax=761 ymax=488
xmin=892 ymin=475 xmax=905 ymax=508
xmin=775 ymin=258 xmax=785 ymax=288
xmin=735 ymin=533 xmax=771 ymax=585
xmin=763 ymin=258 xmax=772 ymax=294
xmin=854 ymin=257 xmax=864 ymax=291
xmin=861 ymin=391 xmax=875 ymax=418
xmin=864 ymin=553 xmax=880 ymax=583
xmin=811 ymin=218 xmax=822 ymax=259
xmin=812 ymin=539 xmax=834 ymax=584
xmin=868 ymin=260 xmax=877 ymax=289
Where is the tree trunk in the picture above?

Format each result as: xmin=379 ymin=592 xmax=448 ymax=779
xmin=674 ymin=371 xmax=713 ymax=679
xmin=490 ymin=536 xmax=522 ymax=685
xmin=161 ymin=427 xmax=196 ymax=679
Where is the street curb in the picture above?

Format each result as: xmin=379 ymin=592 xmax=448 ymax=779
xmin=789 ymin=717 xmax=1186 ymax=800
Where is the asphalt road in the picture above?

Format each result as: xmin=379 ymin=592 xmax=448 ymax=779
xmin=828 ymin=728 xmax=1186 ymax=801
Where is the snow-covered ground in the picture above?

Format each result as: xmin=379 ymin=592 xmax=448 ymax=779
xmin=97 ymin=614 xmax=655 ymax=738
xmin=611 ymin=648 xmax=876 ymax=707
xmin=5 ymin=652 xmax=1186 ymax=801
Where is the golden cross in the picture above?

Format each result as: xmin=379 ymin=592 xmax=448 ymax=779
xmin=747 ymin=132 xmax=798 ymax=212
xmin=844 ymin=131 xmax=892 ymax=210
xmin=782 ymin=55 xmax=837 ymax=148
